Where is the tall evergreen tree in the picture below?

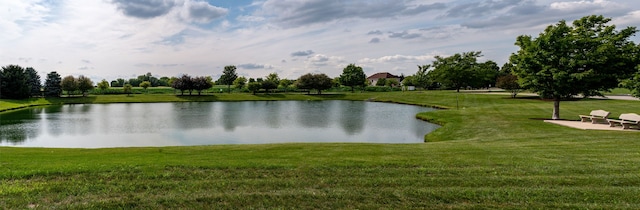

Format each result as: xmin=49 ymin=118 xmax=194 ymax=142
xmin=25 ymin=67 xmax=41 ymax=97
xmin=44 ymin=71 xmax=62 ymax=97
xmin=0 ymin=65 xmax=29 ymax=99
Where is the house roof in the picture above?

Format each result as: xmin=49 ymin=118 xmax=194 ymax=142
xmin=367 ymin=72 xmax=399 ymax=79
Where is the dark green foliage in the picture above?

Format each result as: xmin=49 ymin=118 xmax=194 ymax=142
xmin=620 ymin=65 xmax=640 ymax=98
xmin=25 ymin=67 xmax=41 ymax=97
xmin=296 ymin=73 xmax=333 ymax=94
xmin=111 ymin=78 xmax=126 ymax=87
xmin=375 ymin=78 xmax=387 ymax=86
xmin=364 ymin=86 xmax=400 ymax=92
xmin=247 ymin=82 xmax=262 ymax=94
xmin=339 ymin=64 xmax=366 ymax=92
xmin=429 ymin=51 xmax=483 ymax=92
xmin=261 ymin=80 xmax=277 ymax=93
xmin=61 ymin=75 xmax=77 ymax=96
xmin=510 ymin=15 xmax=638 ymax=119
xmin=413 ymin=65 xmax=436 ymax=90
xmin=220 ymin=65 xmax=238 ymax=93
xmin=0 ymin=65 xmax=30 ymax=99
xmin=474 ymin=61 xmax=500 ymax=88
xmin=44 ymin=71 xmax=62 ymax=97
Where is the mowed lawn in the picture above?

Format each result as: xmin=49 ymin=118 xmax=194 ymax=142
xmin=1 ymin=91 xmax=640 ymax=209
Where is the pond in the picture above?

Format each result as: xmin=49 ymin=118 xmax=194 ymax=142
xmin=0 ymin=101 xmax=439 ymax=148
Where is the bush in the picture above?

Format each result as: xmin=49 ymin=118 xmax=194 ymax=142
xmin=364 ymin=86 xmax=401 ymax=92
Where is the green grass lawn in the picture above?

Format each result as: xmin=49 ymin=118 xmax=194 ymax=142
xmin=1 ymin=91 xmax=640 ymax=208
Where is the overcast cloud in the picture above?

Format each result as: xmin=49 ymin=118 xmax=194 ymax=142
xmin=1 ymin=0 xmax=639 ymax=82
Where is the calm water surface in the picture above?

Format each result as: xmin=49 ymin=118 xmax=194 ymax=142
xmin=0 ymin=101 xmax=439 ymax=148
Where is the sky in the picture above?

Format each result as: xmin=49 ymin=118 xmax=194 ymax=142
xmin=1 ymin=0 xmax=640 ymax=82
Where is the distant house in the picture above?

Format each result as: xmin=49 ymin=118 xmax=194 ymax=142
xmin=367 ymin=72 xmax=401 ymax=86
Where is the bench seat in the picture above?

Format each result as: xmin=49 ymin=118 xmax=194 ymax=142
xmin=579 ymin=110 xmax=610 ymax=124
xmin=607 ymin=113 xmax=640 ymax=129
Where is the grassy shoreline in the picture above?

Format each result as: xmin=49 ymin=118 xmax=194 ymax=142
xmin=2 ymin=91 xmax=640 ymax=208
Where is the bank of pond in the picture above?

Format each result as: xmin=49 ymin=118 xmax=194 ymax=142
xmin=0 ymin=101 xmax=439 ymax=148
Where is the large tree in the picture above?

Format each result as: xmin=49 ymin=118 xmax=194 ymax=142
xmin=261 ymin=80 xmax=277 ymax=93
xmin=192 ymin=76 xmax=212 ymax=95
xmin=0 ymin=65 xmax=29 ymax=99
xmin=474 ymin=60 xmax=500 ymax=89
xmin=510 ymin=15 xmax=638 ymax=120
xmin=220 ymin=65 xmax=238 ymax=93
xmin=172 ymin=74 xmax=193 ymax=95
xmin=413 ymin=65 xmax=435 ymax=90
xmin=429 ymin=51 xmax=483 ymax=92
xmin=233 ymin=76 xmax=247 ymax=89
xmin=247 ymin=82 xmax=262 ymax=94
xmin=44 ymin=71 xmax=62 ymax=97
xmin=265 ymin=73 xmax=280 ymax=85
xmin=339 ymin=64 xmax=366 ymax=92
xmin=77 ymin=75 xmax=94 ymax=96
xmin=296 ymin=73 xmax=333 ymax=94
xmin=25 ymin=67 xmax=41 ymax=97
xmin=97 ymin=79 xmax=110 ymax=94
xmin=61 ymin=75 xmax=77 ymax=97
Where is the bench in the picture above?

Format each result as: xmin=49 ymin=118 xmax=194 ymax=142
xmin=579 ymin=110 xmax=610 ymax=124
xmin=607 ymin=113 xmax=640 ymax=129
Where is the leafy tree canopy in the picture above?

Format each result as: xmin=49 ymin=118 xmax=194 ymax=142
xmin=77 ymin=75 xmax=94 ymax=96
xmin=296 ymin=73 xmax=332 ymax=94
xmin=510 ymin=15 xmax=638 ymax=119
xmin=220 ymin=65 xmax=238 ymax=93
xmin=339 ymin=64 xmax=366 ymax=92
xmin=429 ymin=51 xmax=483 ymax=92
xmin=61 ymin=75 xmax=77 ymax=97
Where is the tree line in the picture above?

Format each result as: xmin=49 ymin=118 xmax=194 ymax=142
xmin=2 ymin=15 xmax=640 ymax=121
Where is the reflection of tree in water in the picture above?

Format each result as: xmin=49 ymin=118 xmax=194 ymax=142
xmin=0 ymin=107 xmax=43 ymax=144
xmin=45 ymin=105 xmax=64 ymax=137
xmin=172 ymin=102 xmax=214 ymax=130
xmin=221 ymin=102 xmax=244 ymax=131
xmin=339 ymin=101 xmax=365 ymax=135
xmin=262 ymin=101 xmax=281 ymax=128
xmin=62 ymin=104 xmax=94 ymax=135
xmin=296 ymin=101 xmax=333 ymax=128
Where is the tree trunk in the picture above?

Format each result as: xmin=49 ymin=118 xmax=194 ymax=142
xmin=552 ymin=98 xmax=560 ymax=120
xmin=227 ymin=85 xmax=231 ymax=93
xmin=351 ymin=86 xmax=354 ymax=93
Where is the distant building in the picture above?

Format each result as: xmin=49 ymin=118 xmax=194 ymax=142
xmin=367 ymin=72 xmax=401 ymax=86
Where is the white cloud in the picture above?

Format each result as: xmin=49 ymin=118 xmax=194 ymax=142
xmin=2 ymin=0 xmax=640 ymax=82
xmin=359 ymin=54 xmax=437 ymax=64
xmin=184 ymin=1 xmax=227 ymax=23
xmin=549 ymin=0 xmax=618 ymax=11
xmin=612 ymin=10 xmax=640 ymax=27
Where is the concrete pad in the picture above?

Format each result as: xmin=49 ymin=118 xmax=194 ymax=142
xmin=544 ymin=120 xmax=639 ymax=132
